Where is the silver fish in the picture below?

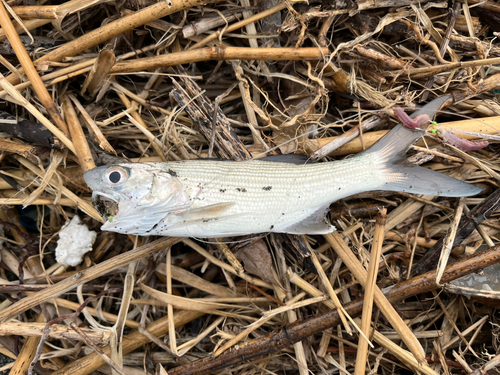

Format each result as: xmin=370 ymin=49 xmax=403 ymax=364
xmin=84 ymin=97 xmax=481 ymax=238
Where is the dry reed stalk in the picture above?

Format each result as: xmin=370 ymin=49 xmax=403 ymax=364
xmin=0 ymin=321 xmax=111 ymax=342
xmin=14 ymin=156 xmax=101 ymax=220
xmin=165 ymin=248 xmax=178 ymax=356
xmin=305 ymin=115 xmax=500 ymax=157
xmin=435 ymin=197 xmax=465 ymax=285
xmin=0 ymin=1 xmax=69 ymax=136
xmin=0 ymin=74 xmax=76 ymax=153
xmin=0 ymin=237 xmax=180 ymax=322
xmin=182 ymin=239 xmax=273 ymax=288
xmin=67 ymin=93 xmax=116 ymax=155
xmin=115 ymin=91 xmax=166 ymax=161
xmin=156 ymin=263 xmax=239 ymax=297
xmin=0 ymin=138 xmax=38 ymax=162
xmin=50 ymin=298 xmax=140 ymax=329
xmin=325 ymin=232 xmax=428 ymax=364
xmin=0 ymin=196 xmax=77 ymax=205
xmin=139 ymin=284 xmax=248 ymax=311
xmin=0 ymin=18 xmax=49 ymax=41
xmin=354 ymin=208 xmax=386 ymax=375
xmin=301 ymin=236 xmax=352 ymax=335
xmin=80 ymin=49 xmax=115 ymax=97
xmin=61 ymin=95 xmax=96 ymax=172
xmin=11 ymin=5 xmax=59 ymax=18
xmin=10 ymin=313 xmax=46 ymax=375
xmin=6 ymin=0 xmax=225 ymax=85
xmin=189 ymin=2 xmax=286 ymax=49
xmin=111 ymin=47 xmax=328 ymax=73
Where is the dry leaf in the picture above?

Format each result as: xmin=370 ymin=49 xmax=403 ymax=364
xmin=235 ymin=239 xmax=278 ymax=285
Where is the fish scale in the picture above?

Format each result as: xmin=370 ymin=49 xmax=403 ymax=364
xmin=143 ymin=156 xmax=385 ymax=237
xmin=84 ymin=104 xmax=482 ymax=238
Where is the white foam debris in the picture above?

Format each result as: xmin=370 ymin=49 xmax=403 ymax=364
xmin=56 ymin=216 xmax=97 ymax=266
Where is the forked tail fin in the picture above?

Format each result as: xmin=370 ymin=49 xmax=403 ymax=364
xmin=360 ymin=96 xmax=482 ymax=197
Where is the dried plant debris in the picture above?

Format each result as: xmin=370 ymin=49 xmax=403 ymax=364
xmin=0 ymin=0 xmax=500 ymax=374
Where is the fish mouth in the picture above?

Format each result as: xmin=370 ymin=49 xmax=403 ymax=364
xmin=92 ymin=192 xmax=120 ymax=219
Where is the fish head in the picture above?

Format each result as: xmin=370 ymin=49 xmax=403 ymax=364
xmin=84 ymin=163 xmax=188 ymax=234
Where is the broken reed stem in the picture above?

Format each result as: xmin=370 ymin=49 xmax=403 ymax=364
xmin=61 ymin=96 xmax=96 ymax=172
xmin=166 ymin=244 xmax=500 ymax=375
xmin=354 ymin=208 xmax=386 ymax=375
xmin=166 ymin=248 xmax=178 ymax=356
xmin=301 ymin=236 xmax=352 ymax=335
xmin=215 ymin=238 xmax=243 ymax=274
xmin=116 ymin=91 xmax=166 ymax=161
xmin=0 ymin=321 xmax=110 ymax=342
xmin=189 ymin=2 xmax=287 ymax=49
xmin=325 ymin=231 xmax=427 ymax=364
xmin=7 ymin=0 xmax=224 ymax=85
xmin=10 ymin=313 xmax=45 ymax=375
xmin=111 ymin=47 xmax=329 ymax=73
xmin=436 ymin=197 xmax=464 ymax=285
xmin=213 ymin=292 xmax=305 ymax=357
xmin=0 ymin=0 xmax=69 ymax=136
xmin=68 ymin=94 xmax=116 ymax=156
xmin=0 ymin=237 xmax=180 ymax=322
xmin=0 ymin=74 xmax=76 ymax=153
xmin=14 ymin=156 xmax=100 ymax=221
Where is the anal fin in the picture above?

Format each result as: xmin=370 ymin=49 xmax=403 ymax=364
xmin=280 ymin=205 xmax=336 ymax=235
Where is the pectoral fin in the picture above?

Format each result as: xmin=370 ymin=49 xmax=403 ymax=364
xmin=175 ymin=202 xmax=235 ymax=222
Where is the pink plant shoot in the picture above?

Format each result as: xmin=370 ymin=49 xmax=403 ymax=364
xmin=438 ymin=129 xmax=489 ymax=151
xmin=394 ymin=107 xmax=430 ymax=129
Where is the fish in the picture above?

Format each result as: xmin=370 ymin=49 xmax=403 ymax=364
xmin=84 ymin=96 xmax=482 ymax=238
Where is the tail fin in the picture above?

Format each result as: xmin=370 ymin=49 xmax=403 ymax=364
xmin=361 ymin=96 xmax=482 ymax=197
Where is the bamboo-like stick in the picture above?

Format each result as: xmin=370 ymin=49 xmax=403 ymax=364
xmin=354 ymin=208 xmax=386 ymax=375
xmin=11 ymin=5 xmax=59 ymax=19
xmin=0 ymin=321 xmax=111 ymax=342
xmin=0 ymin=0 xmax=69 ymax=136
xmin=325 ymin=231 xmax=428 ymax=364
xmin=6 ymin=0 xmax=224 ymax=85
xmin=304 ymin=116 xmax=500 ymax=157
xmin=111 ymin=47 xmax=329 ymax=74
xmin=61 ymin=95 xmax=96 ymax=172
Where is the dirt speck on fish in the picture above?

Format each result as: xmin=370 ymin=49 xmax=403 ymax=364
xmin=84 ymin=114 xmax=482 ymax=238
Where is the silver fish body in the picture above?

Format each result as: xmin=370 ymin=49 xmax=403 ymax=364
xmin=84 ymin=122 xmax=482 ymax=238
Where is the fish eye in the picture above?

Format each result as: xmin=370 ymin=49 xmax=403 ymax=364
xmin=104 ymin=167 xmax=129 ymax=185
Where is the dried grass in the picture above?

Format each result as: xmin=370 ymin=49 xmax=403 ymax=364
xmin=0 ymin=1 xmax=500 ymax=374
